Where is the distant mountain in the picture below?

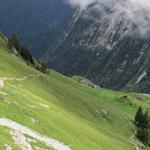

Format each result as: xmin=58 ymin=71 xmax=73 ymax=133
xmin=0 ymin=0 xmax=72 ymax=36
xmin=20 ymin=28 xmax=61 ymax=58
xmin=43 ymin=4 xmax=150 ymax=93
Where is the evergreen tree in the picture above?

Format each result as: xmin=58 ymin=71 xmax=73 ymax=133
xmin=7 ymin=34 xmax=48 ymax=74
xmin=20 ymin=45 xmax=34 ymax=64
xmin=8 ymin=34 xmax=20 ymax=51
xmin=142 ymin=111 xmax=150 ymax=129
xmin=137 ymin=128 xmax=150 ymax=146
xmin=40 ymin=63 xmax=48 ymax=74
xmin=135 ymin=106 xmax=144 ymax=128
xmin=135 ymin=107 xmax=150 ymax=146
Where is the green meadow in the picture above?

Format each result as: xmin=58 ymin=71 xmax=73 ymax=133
xmin=0 ymin=35 xmax=150 ymax=150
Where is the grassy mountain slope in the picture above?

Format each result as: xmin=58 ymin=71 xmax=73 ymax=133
xmin=0 ymin=35 xmax=150 ymax=149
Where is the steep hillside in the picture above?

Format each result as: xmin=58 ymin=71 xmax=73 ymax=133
xmin=43 ymin=4 xmax=150 ymax=93
xmin=0 ymin=33 xmax=150 ymax=150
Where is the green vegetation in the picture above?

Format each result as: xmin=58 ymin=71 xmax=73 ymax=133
xmin=8 ymin=34 xmax=49 ymax=74
xmin=8 ymin=34 xmax=34 ymax=64
xmin=0 ymin=32 xmax=7 ymax=41
xmin=36 ymin=61 xmax=49 ymax=74
xmin=0 ymin=34 xmax=150 ymax=149
xmin=135 ymin=107 xmax=150 ymax=146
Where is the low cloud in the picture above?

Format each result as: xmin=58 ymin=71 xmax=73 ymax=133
xmin=65 ymin=0 xmax=93 ymax=9
xmin=65 ymin=0 xmax=150 ymax=37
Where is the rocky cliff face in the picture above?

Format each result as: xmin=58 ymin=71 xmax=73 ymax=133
xmin=44 ymin=3 xmax=150 ymax=92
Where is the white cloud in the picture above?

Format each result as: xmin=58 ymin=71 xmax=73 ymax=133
xmin=65 ymin=0 xmax=93 ymax=9
xmin=65 ymin=0 xmax=150 ymax=37
xmin=66 ymin=0 xmax=150 ymax=10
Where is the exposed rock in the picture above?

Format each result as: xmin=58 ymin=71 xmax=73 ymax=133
xmin=43 ymin=3 xmax=150 ymax=93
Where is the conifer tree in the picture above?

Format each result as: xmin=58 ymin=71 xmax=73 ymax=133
xmin=8 ymin=34 xmax=20 ymax=51
xmin=40 ymin=63 xmax=48 ymax=74
xmin=135 ymin=107 xmax=150 ymax=146
xmin=142 ymin=111 xmax=150 ymax=129
xmin=137 ymin=128 xmax=150 ymax=146
xmin=20 ymin=45 xmax=34 ymax=64
xmin=135 ymin=106 xmax=144 ymax=128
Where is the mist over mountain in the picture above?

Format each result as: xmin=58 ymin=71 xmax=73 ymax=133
xmin=43 ymin=1 xmax=150 ymax=92
xmin=66 ymin=0 xmax=150 ymax=37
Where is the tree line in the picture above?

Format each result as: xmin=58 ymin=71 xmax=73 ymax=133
xmin=8 ymin=34 xmax=49 ymax=74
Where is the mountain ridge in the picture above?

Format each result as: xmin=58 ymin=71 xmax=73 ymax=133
xmin=43 ymin=5 xmax=150 ymax=93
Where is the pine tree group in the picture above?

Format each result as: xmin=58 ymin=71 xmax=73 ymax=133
xmin=135 ymin=107 xmax=150 ymax=146
xmin=8 ymin=34 xmax=34 ymax=64
xmin=7 ymin=34 xmax=49 ymax=74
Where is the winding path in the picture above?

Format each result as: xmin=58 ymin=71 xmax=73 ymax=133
xmin=0 ymin=74 xmax=42 ymax=88
xmin=0 ymin=72 xmax=73 ymax=149
xmin=0 ymin=74 xmax=72 ymax=149
xmin=0 ymin=118 xmax=72 ymax=150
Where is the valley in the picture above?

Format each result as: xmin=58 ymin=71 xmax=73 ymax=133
xmin=43 ymin=6 xmax=150 ymax=93
xmin=0 ymin=30 xmax=150 ymax=150
xmin=0 ymin=0 xmax=150 ymax=149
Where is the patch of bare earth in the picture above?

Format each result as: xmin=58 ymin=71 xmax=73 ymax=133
xmin=0 ymin=118 xmax=71 ymax=150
